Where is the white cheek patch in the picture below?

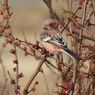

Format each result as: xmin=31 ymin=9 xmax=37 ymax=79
xmin=43 ymin=37 xmax=51 ymax=41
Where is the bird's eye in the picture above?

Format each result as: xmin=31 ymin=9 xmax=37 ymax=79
xmin=49 ymin=23 xmax=53 ymax=26
xmin=60 ymin=39 xmax=62 ymax=42
xmin=60 ymin=39 xmax=64 ymax=43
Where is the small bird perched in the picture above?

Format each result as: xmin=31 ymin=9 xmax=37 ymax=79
xmin=40 ymin=18 xmax=80 ymax=60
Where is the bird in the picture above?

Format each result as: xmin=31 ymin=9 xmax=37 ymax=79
xmin=40 ymin=18 xmax=80 ymax=60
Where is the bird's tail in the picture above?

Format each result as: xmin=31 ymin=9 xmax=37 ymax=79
xmin=61 ymin=48 xmax=81 ymax=61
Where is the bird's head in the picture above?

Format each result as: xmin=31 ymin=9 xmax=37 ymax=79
xmin=41 ymin=18 xmax=57 ymax=30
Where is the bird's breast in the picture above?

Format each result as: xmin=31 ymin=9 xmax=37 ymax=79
xmin=42 ymin=41 xmax=61 ymax=52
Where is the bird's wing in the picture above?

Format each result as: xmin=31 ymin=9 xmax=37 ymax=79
xmin=41 ymin=29 xmax=67 ymax=48
xmin=41 ymin=29 xmax=81 ymax=60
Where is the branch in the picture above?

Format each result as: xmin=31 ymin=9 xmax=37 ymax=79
xmin=22 ymin=56 xmax=46 ymax=95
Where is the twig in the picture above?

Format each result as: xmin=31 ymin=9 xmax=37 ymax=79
xmin=42 ymin=70 xmax=50 ymax=95
xmin=1 ymin=79 xmax=8 ymax=95
xmin=91 ymin=0 xmax=95 ymax=13
xmin=79 ymin=0 xmax=88 ymax=55
xmin=9 ymin=28 xmax=19 ymax=92
xmin=7 ymin=71 xmax=21 ymax=95
xmin=60 ymin=4 xmax=81 ymax=33
xmin=69 ymin=17 xmax=95 ymax=38
xmin=72 ymin=31 xmax=95 ymax=41
xmin=70 ymin=60 xmax=77 ymax=95
xmin=22 ymin=56 xmax=46 ymax=95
